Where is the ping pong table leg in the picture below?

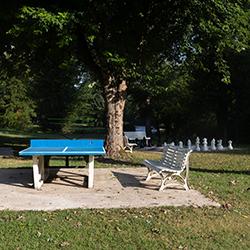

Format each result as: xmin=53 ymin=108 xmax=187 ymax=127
xmin=32 ymin=156 xmax=45 ymax=189
xmin=87 ymin=155 xmax=94 ymax=188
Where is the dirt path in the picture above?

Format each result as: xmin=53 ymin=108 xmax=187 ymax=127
xmin=0 ymin=167 xmax=220 ymax=211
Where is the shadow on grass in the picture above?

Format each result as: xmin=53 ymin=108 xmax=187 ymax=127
xmin=195 ymin=149 xmax=250 ymax=156
xmin=96 ymin=157 xmax=142 ymax=167
xmin=190 ymin=167 xmax=250 ymax=175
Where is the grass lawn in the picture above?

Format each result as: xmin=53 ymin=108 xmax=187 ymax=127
xmin=0 ymin=132 xmax=249 ymax=249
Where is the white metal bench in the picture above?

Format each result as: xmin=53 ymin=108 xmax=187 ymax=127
xmin=124 ymin=131 xmax=151 ymax=146
xmin=123 ymin=135 xmax=137 ymax=153
xmin=143 ymin=145 xmax=192 ymax=191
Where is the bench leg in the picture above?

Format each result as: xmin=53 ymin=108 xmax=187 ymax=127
xmin=32 ymin=156 xmax=45 ymax=189
xmin=87 ymin=155 xmax=94 ymax=188
xmin=160 ymin=172 xmax=190 ymax=191
xmin=173 ymin=172 xmax=190 ymax=191
xmin=124 ymin=145 xmax=133 ymax=153
xmin=184 ymin=164 xmax=190 ymax=190
xmin=183 ymin=174 xmax=189 ymax=191
xmin=159 ymin=173 xmax=172 ymax=191
xmin=145 ymin=168 xmax=158 ymax=181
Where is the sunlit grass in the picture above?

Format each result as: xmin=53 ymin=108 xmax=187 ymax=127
xmin=0 ymin=148 xmax=249 ymax=249
xmin=0 ymin=206 xmax=249 ymax=249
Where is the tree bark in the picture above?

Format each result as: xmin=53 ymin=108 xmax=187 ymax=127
xmin=104 ymin=75 xmax=127 ymax=158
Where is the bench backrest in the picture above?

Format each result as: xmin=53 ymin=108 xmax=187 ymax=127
xmin=30 ymin=139 xmax=104 ymax=149
xmin=161 ymin=145 xmax=192 ymax=171
xmin=124 ymin=131 xmax=147 ymax=140
xmin=123 ymin=135 xmax=129 ymax=146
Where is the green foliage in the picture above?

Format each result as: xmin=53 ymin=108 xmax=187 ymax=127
xmin=187 ymin=0 xmax=250 ymax=83
xmin=180 ymin=47 xmax=250 ymax=142
xmin=227 ymin=49 xmax=250 ymax=142
xmin=63 ymin=80 xmax=105 ymax=133
xmin=8 ymin=6 xmax=72 ymax=38
xmin=0 ymin=75 xmax=36 ymax=129
xmin=3 ymin=5 xmax=84 ymax=130
xmin=0 ymin=42 xmax=36 ymax=129
xmin=125 ymin=1 xmax=250 ymax=140
xmin=20 ymin=6 xmax=71 ymax=30
xmin=30 ymin=54 xmax=80 ymax=130
xmin=125 ymin=61 xmax=192 ymax=138
xmin=1 ymin=1 xmax=249 ymax=148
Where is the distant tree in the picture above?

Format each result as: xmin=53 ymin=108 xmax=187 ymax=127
xmin=0 ymin=69 xmax=36 ymax=129
xmin=0 ymin=2 xmax=36 ymax=129
xmin=184 ymin=0 xmax=250 ymax=140
xmin=30 ymin=51 xmax=80 ymax=130
xmin=126 ymin=61 xmax=192 ymax=143
xmin=63 ymin=79 xmax=105 ymax=133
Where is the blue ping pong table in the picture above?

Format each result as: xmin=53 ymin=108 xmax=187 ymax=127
xmin=19 ymin=139 xmax=105 ymax=189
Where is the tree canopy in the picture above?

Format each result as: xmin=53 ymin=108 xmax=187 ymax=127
xmin=0 ymin=1 xmax=249 ymax=156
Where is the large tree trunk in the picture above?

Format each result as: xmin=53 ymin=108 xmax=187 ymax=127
xmin=104 ymin=75 xmax=127 ymax=158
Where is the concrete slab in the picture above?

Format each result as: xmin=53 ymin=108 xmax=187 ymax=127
xmin=0 ymin=167 xmax=220 ymax=211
